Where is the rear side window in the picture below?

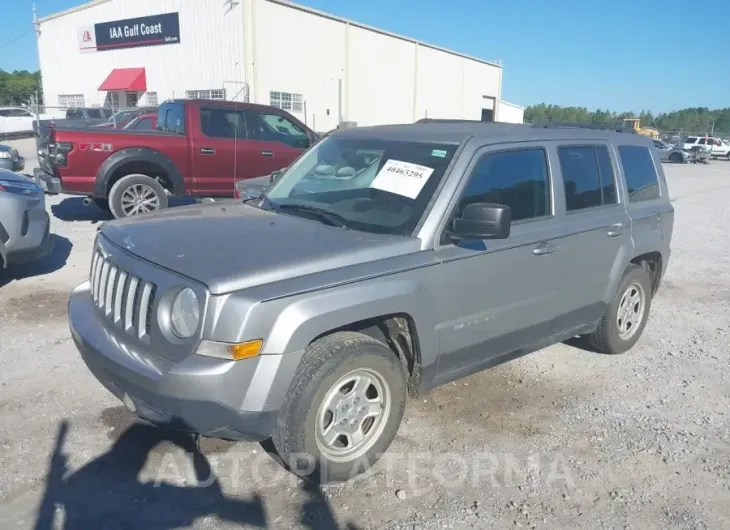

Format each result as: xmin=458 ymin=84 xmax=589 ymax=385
xmin=685 ymin=137 xmax=698 ymax=144
xmin=460 ymin=148 xmax=550 ymax=222
xmin=558 ymin=146 xmax=617 ymax=211
xmin=617 ymin=145 xmax=660 ymax=203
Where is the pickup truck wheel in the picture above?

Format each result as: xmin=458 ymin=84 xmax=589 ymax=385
xmin=587 ymin=264 xmax=653 ymax=355
xmin=109 ymin=174 xmax=168 ymax=219
xmin=668 ymin=152 xmax=682 ymax=163
xmin=271 ymin=331 xmax=407 ymax=484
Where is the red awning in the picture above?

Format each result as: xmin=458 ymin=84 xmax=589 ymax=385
xmin=98 ymin=68 xmax=147 ymax=91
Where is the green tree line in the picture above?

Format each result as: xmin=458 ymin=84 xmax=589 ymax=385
xmin=0 ymin=70 xmax=42 ymax=106
xmin=524 ymin=103 xmax=730 ymax=135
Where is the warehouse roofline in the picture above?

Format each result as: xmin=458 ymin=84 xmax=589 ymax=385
xmin=39 ymin=0 xmax=503 ymax=69
xmin=500 ymin=100 xmax=525 ymax=110
xmin=270 ymin=0 xmax=502 ymax=68
xmin=38 ymin=0 xmax=111 ymax=23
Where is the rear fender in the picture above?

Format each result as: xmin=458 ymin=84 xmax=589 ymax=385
xmin=94 ymin=147 xmax=185 ymax=197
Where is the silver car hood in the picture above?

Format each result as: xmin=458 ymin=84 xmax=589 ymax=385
xmin=100 ymin=202 xmax=420 ymax=295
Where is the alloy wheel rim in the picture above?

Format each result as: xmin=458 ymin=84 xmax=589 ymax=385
xmin=315 ymin=368 xmax=391 ymax=463
xmin=616 ymin=282 xmax=646 ymax=340
xmin=120 ymin=184 xmax=160 ymax=216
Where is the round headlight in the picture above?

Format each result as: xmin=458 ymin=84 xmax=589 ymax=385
xmin=170 ymin=288 xmax=200 ymax=339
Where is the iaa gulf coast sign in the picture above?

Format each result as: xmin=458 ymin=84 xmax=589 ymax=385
xmin=78 ymin=12 xmax=180 ymax=53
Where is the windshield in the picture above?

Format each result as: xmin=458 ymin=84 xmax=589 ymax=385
xmin=107 ymin=110 xmax=136 ymax=123
xmin=264 ymin=136 xmax=458 ymax=236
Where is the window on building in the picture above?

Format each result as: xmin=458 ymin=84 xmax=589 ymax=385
xmin=459 ymin=149 xmax=551 ymax=222
xmin=146 ymin=92 xmax=158 ymax=106
xmin=558 ymin=145 xmax=617 ymax=211
xmin=199 ymin=107 xmax=247 ymax=139
xmin=270 ymin=91 xmax=303 ymax=112
xmin=126 ymin=91 xmax=139 ymax=107
xmin=618 ymin=145 xmax=660 ymax=203
xmin=58 ymin=94 xmax=85 ymax=109
xmin=185 ymin=89 xmax=226 ymax=100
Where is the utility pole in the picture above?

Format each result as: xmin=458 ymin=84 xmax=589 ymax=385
xmin=32 ymin=3 xmax=43 ymax=114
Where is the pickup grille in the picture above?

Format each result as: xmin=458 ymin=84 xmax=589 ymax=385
xmin=90 ymin=250 xmax=157 ymax=342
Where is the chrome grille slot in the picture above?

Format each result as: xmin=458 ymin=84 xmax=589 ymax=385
xmin=88 ymin=250 xmax=157 ymax=343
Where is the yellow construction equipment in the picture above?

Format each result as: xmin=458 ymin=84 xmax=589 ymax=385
xmin=623 ymin=118 xmax=660 ymax=139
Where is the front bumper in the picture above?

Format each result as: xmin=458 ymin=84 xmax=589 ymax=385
xmin=69 ymin=282 xmax=302 ymax=441
xmin=1 ymin=187 xmax=52 ymax=268
xmin=3 ymin=213 xmax=52 ymax=267
xmin=33 ymin=167 xmax=63 ymax=195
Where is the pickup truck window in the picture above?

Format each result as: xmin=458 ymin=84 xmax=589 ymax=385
xmin=266 ymin=136 xmax=457 ymax=235
xmin=156 ymin=102 xmax=185 ymax=134
xmin=618 ymin=145 xmax=660 ymax=203
xmin=132 ymin=117 xmax=154 ymax=130
xmin=459 ymin=148 xmax=550 ymax=222
xmin=254 ymin=111 xmax=310 ymax=149
xmin=558 ymin=145 xmax=617 ymax=211
xmin=200 ymin=107 xmax=247 ymax=139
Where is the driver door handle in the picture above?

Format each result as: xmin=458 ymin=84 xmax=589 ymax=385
xmin=200 ymin=148 xmax=215 ymax=155
xmin=261 ymin=150 xmax=274 ymax=157
xmin=532 ymin=242 xmax=559 ymax=256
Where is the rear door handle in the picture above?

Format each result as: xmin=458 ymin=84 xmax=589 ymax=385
xmin=532 ymin=242 xmax=559 ymax=256
xmin=606 ymin=223 xmax=624 ymax=237
xmin=261 ymin=150 xmax=274 ymax=157
xmin=200 ymin=148 xmax=215 ymax=155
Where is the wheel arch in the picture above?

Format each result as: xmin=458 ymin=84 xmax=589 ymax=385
xmin=94 ymin=147 xmax=185 ymax=198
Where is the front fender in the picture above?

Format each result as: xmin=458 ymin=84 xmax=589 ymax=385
xmin=262 ymin=278 xmax=432 ymax=355
xmin=94 ymin=147 xmax=185 ymax=197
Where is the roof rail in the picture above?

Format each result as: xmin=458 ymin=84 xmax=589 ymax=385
xmin=530 ymin=121 xmax=637 ymax=133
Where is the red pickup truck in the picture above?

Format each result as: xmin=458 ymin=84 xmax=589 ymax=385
xmin=34 ymin=99 xmax=317 ymax=218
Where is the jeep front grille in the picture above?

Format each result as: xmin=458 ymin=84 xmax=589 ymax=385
xmin=90 ymin=250 xmax=157 ymax=342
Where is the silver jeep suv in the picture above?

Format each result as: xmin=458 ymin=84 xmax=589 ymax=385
xmin=69 ymin=121 xmax=674 ymax=483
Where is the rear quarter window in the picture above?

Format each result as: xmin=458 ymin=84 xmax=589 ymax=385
xmin=617 ymin=145 xmax=660 ymax=203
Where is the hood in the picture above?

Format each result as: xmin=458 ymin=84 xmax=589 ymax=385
xmin=100 ymin=202 xmax=421 ymax=295
xmin=0 ymin=168 xmax=33 ymax=183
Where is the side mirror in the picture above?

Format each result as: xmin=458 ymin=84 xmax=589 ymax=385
xmin=269 ymin=170 xmax=283 ymax=184
xmin=448 ymin=202 xmax=511 ymax=241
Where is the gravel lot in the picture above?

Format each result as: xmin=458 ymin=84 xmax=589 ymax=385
xmin=1 ymin=137 xmax=728 ymax=530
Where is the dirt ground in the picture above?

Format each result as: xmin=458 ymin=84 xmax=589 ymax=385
xmin=0 ymin=137 xmax=728 ymax=529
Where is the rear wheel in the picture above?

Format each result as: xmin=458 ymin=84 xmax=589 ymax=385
xmin=668 ymin=152 xmax=682 ymax=163
xmin=108 ymin=174 xmax=168 ymax=219
xmin=586 ymin=264 xmax=653 ymax=355
xmin=271 ymin=332 xmax=407 ymax=484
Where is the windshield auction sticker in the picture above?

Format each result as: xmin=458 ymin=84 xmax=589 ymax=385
xmin=369 ymin=160 xmax=435 ymax=199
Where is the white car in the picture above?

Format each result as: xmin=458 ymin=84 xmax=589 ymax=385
xmin=682 ymin=136 xmax=730 ymax=160
xmin=0 ymin=107 xmax=60 ymax=137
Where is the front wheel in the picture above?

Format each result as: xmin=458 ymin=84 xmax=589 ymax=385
xmin=108 ymin=174 xmax=168 ymax=219
xmin=585 ymin=264 xmax=653 ymax=354
xmin=271 ymin=332 xmax=407 ymax=483
xmin=668 ymin=152 xmax=682 ymax=163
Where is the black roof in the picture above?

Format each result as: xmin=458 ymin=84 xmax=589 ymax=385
xmin=334 ymin=120 xmax=652 ymax=146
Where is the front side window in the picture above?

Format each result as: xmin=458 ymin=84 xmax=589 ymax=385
xmin=685 ymin=137 xmax=697 ymax=144
xmin=618 ymin=145 xmax=660 ymax=203
xmin=199 ymin=107 xmax=246 ymax=139
xmin=254 ymin=112 xmax=310 ymax=148
xmin=558 ymin=145 xmax=617 ymax=211
xmin=459 ymin=149 xmax=550 ymax=222
xmin=265 ymin=137 xmax=457 ymax=236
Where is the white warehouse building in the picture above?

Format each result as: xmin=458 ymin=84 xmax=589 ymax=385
xmin=37 ymin=0 xmax=524 ymax=131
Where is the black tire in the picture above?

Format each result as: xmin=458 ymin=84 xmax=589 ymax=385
xmin=271 ymin=331 xmax=407 ymax=484
xmin=668 ymin=152 xmax=682 ymax=163
xmin=726 ymin=153 xmax=730 ymax=161
xmin=108 ymin=174 xmax=168 ymax=219
xmin=586 ymin=264 xmax=653 ymax=355
xmin=92 ymin=198 xmax=110 ymax=212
